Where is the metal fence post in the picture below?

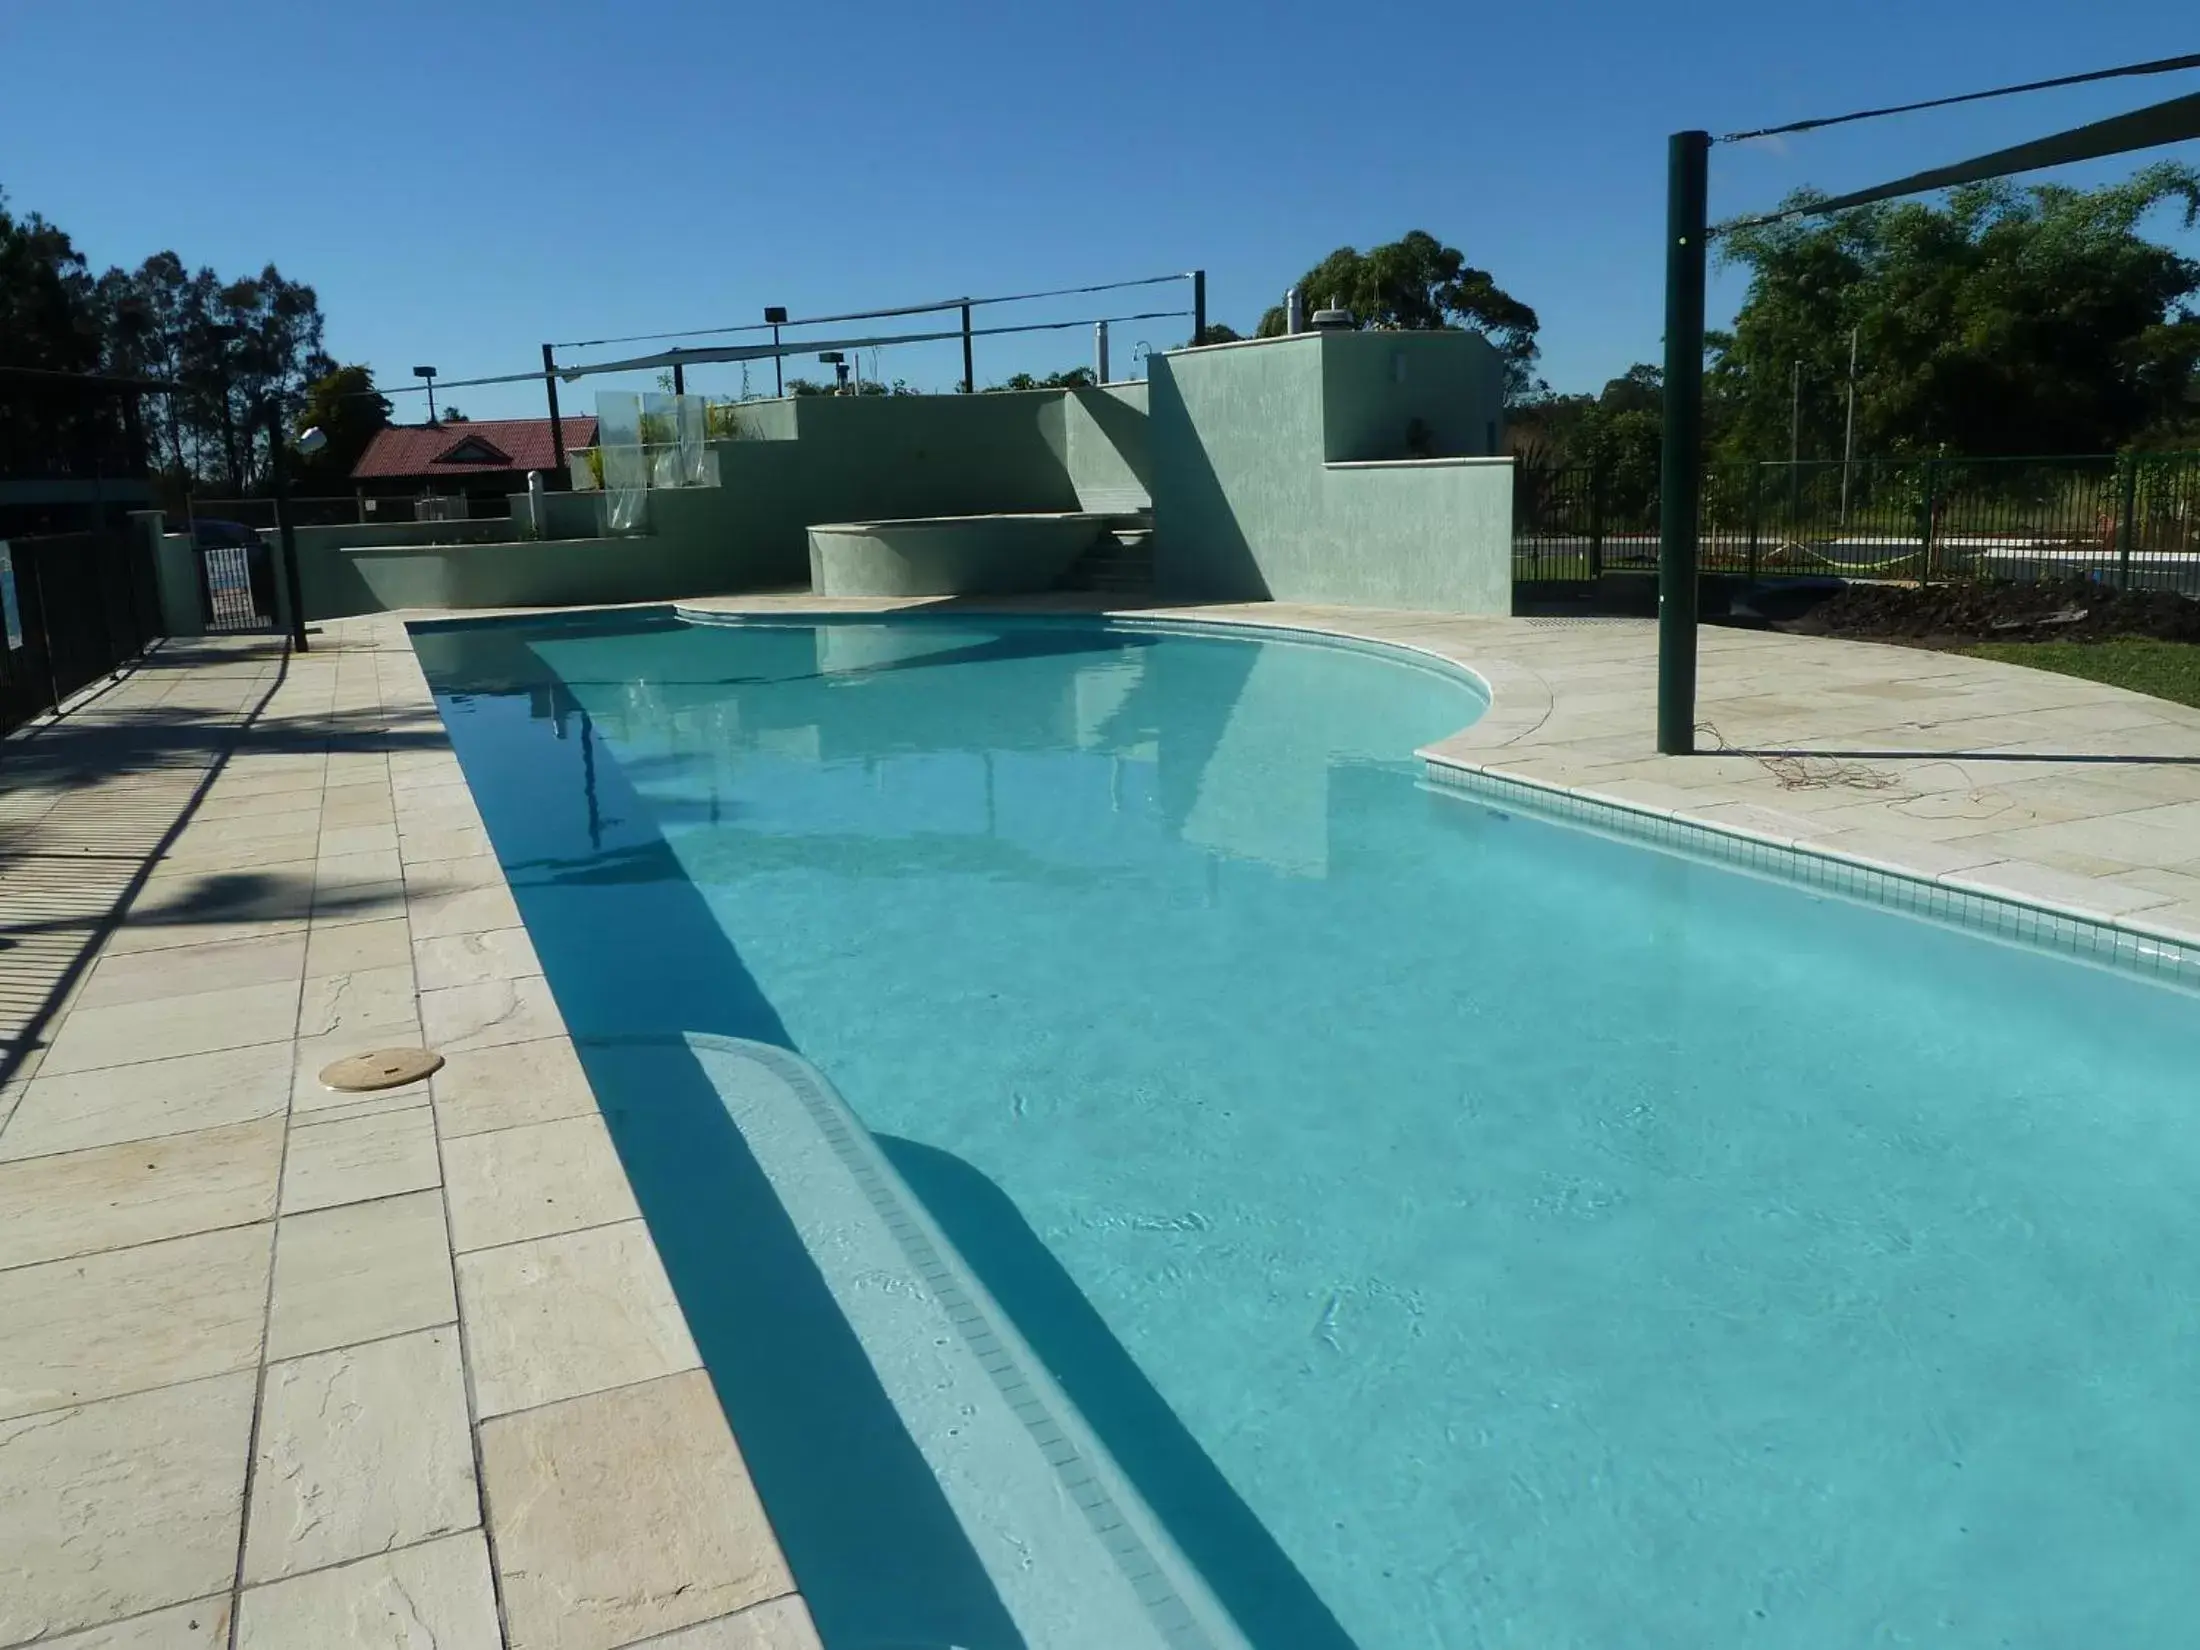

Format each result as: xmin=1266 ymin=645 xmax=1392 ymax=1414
xmin=2114 ymin=454 xmax=2139 ymax=590
xmin=1918 ymin=459 xmax=1939 ymax=586
xmin=1746 ymin=463 xmax=1762 ymax=582
xmin=1587 ymin=453 xmax=1606 ymax=583
xmin=265 ymin=405 xmax=309 ymax=653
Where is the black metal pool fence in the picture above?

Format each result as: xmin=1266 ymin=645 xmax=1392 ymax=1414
xmin=1516 ymin=451 xmax=2200 ymax=595
xmin=0 ymin=529 xmax=166 ymax=737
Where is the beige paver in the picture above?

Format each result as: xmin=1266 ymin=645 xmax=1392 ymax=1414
xmin=636 ymin=1598 xmax=824 ymax=1650
xmin=37 ymin=980 xmax=300 ymax=1074
xmin=0 ymin=1115 xmax=282 ymax=1270
xmin=479 ymin=1371 xmax=794 ymax=1650
xmin=304 ymin=916 xmax=416 ymax=977
xmin=266 ymin=1189 xmax=458 ymax=1361
xmin=443 ymin=1114 xmax=639 ymax=1253
xmin=421 ymin=974 xmax=566 ymax=1053
xmin=72 ymin=931 xmax=308 ymax=1012
xmin=0 ymin=1041 xmax=291 ymax=1161
xmin=415 ymin=925 xmax=543 ymax=992
xmin=432 ymin=1038 xmax=600 ymax=1139
xmin=457 ymin=1219 xmax=700 ymax=1419
xmin=280 ymin=1105 xmax=441 ymax=1214
xmin=234 ymin=1530 xmax=502 ymax=1649
xmin=0 ymin=1224 xmax=270 ymax=1418
xmin=297 ymin=962 xmax=423 ymax=1040
xmin=243 ymin=1327 xmax=478 ymax=1583
xmin=31 ymin=1596 xmax=233 ymax=1649
xmin=0 ymin=1372 xmax=256 ymax=1644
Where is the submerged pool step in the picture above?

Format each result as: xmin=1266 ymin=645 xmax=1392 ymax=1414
xmin=682 ymin=1033 xmax=1250 ymax=1650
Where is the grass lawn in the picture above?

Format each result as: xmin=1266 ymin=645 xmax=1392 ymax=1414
xmin=1962 ymin=638 xmax=2200 ymax=710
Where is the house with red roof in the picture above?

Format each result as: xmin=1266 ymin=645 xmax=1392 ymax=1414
xmin=350 ymin=416 xmax=596 ymax=510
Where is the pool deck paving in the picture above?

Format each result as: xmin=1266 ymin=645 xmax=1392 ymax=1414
xmin=2 ymin=598 xmax=2196 ymax=1649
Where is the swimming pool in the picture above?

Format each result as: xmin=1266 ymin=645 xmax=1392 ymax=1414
xmin=418 ymin=609 xmax=2200 ymax=1650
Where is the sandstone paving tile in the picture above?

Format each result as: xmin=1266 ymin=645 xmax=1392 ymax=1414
xmin=39 ymin=979 xmax=300 ymax=1075
xmin=0 ymin=1042 xmax=290 ymax=1161
xmin=421 ymin=975 xmax=565 ymax=1055
xmin=243 ymin=1327 xmax=478 ymax=1583
xmin=0 ymin=1115 xmax=283 ymax=1270
xmin=0 ymin=1223 xmax=270 ymax=1419
xmin=280 ymin=1105 xmax=440 ymax=1214
xmin=267 ymin=1189 xmax=458 ymax=1361
xmin=414 ymin=925 xmax=542 ymax=993
xmin=0 ymin=1371 xmax=256 ymax=1645
xmin=480 ymin=1371 xmax=793 ymax=1650
xmin=432 ymin=1037 xmax=600 ymax=1139
xmin=443 ymin=1114 xmax=638 ymax=1253
xmin=458 ymin=1219 xmax=698 ymax=1418
xmin=74 ymin=931 xmax=306 ymax=1012
xmin=234 ymin=1530 xmax=500 ymax=1650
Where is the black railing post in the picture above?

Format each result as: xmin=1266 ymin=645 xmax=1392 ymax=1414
xmin=1587 ymin=454 xmax=1606 ymax=583
xmin=265 ymin=404 xmax=309 ymax=652
xmin=2114 ymin=454 xmax=2139 ymax=590
xmin=1918 ymin=458 xmax=1939 ymax=586
xmin=1746 ymin=463 xmax=1762 ymax=582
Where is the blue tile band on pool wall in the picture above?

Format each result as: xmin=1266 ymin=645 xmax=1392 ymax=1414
xmin=1422 ymin=759 xmax=2200 ymax=995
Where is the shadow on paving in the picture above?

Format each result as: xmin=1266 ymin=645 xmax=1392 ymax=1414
xmin=0 ymin=643 xmax=305 ymax=1081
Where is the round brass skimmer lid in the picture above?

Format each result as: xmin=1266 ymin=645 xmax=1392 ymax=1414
xmin=319 ymin=1048 xmax=446 ymax=1092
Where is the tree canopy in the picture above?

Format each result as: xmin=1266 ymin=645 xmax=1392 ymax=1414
xmin=2 ymin=184 xmax=334 ymax=492
xmin=292 ymin=364 xmax=389 ymax=486
xmin=1711 ymin=163 xmax=2200 ymax=459
xmin=1254 ymin=230 xmax=1541 ymax=396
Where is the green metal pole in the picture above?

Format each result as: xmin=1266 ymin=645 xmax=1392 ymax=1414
xmin=1657 ymin=129 xmax=1710 ymax=756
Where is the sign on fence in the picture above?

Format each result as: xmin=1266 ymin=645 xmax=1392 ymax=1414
xmin=0 ymin=542 xmax=20 ymax=651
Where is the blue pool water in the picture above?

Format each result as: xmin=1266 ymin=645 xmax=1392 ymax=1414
xmin=419 ymin=611 xmax=2200 ymax=1650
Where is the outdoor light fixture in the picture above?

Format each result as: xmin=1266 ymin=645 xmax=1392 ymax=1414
xmin=413 ymin=365 xmax=440 ymax=424
xmin=296 ymin=426 xmax=329 ymax=456
xmin=765 ymin=307 xmax=787 ymax=395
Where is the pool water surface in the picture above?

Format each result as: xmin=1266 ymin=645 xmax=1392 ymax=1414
xmin=418 ymin=611 xmax=2200 ymax=1650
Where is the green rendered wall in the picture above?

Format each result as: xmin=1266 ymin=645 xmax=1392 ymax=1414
xmin=1148 ymin=332 xmax=1512 ymax=614
xmin=1058 ymin=385 xmax=1151 ymax=513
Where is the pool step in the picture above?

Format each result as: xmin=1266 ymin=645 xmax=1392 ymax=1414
xmin=1061 ymin=515 xmax=1155 ymax=596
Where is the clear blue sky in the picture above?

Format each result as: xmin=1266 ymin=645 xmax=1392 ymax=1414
xmin=4 ymin=0 xmax=2195 ymax=421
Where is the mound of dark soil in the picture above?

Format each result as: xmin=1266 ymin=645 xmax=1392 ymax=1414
xmin=1788 ymin=580 xmax=2200 ymax=645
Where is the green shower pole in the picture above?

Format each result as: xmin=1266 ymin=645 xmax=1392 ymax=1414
xmin=1657 ymin=130 xmax=1710 ymax=756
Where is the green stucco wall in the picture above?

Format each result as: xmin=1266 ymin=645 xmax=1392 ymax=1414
xmin=1058 ymin=385 xmax=1151 ymax=513
xmin=807 ymin=513 xmax=1110 ymax=597
xmin=344 ymin=532 xmax=731 ymax=612
xmin=1147 ymin=332 xmax=1512 ymax=614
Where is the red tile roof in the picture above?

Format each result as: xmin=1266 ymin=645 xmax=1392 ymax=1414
xmin=350 ymin=417 xmax=598 ymax=481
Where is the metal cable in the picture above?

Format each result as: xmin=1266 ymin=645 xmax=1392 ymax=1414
xmin=368 ymin=307 xmax=1193 ymax=397
xmin=552 ymin=272 xmax=1193 ymax=351
xmin=1719 ymin=50 xmax=2200 ymax=143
